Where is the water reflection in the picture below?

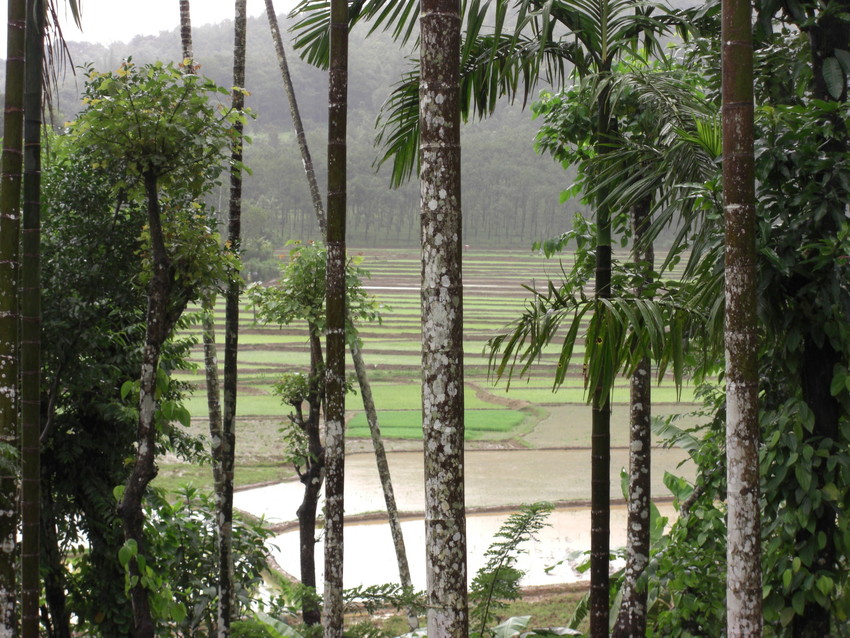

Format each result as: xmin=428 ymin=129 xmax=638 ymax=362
xmin=268 ymin=504 xmax=677 ymax=592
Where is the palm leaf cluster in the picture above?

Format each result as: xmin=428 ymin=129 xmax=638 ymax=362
xmin=289 ymin=0 xmax=689 ymax=185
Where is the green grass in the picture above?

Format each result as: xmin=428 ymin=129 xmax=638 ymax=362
xmin=176 ymin=248 xmax=699 ymax=453
xmin=154 ymin=462 xmax=296 ymax=494
xmin=346 ymin=409 xmax=528 ymax=439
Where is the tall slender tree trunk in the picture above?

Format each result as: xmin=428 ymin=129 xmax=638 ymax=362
xmin=179 ymin=0 xmax=193 ymax=61
xmin=21 ymin=1 xmax=45 ymax=635
xmin=203 ymin=304 xmax=224 ymax=491
xmin=119 ymin=172 xmax=176 ymax=638
xmin=419 ymin=0 xmax=467 ymax=633
xmin=177 ymin=5 xmax=230 ymax=629
xmin=612 ymin=196 xmax=654 ymax=638
xmin=264 ymin=4 xmax=414 ymax=622
xmin=322 ymin=0 xmax=348 ymax=632
xmin=0 ymin=0 xmax=25 ymax=632
xmin=264 ymin=0 xmax=325 ymax=238
xmin=218 ymin=2 xmax=248 ymax=634
xmin=40 ymin=480 xmax=71 ymax=638
xmin=721 ymin=0 xmax=761 ymax=633
xmin=350 ymin=340 xmax=417 ymax=630
xmin=299 ymin=329 xmax=324 ymax=626
xmin=589 ymin=75 xmax=614 ymax=638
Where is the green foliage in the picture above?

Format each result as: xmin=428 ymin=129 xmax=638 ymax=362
xmin=69 ymin=59 xmax=245 ymax=191
xmin=487 ymin=233 xmax=693 ymax=400
xmin=140 ymin=486 xmax=274 ymax=635
xmin=273 ymin=372 xmax=313 ymax=407
xmin=469 ymin=503 xmax=554 ymax=637
xmin=248 ymin=240 xmax=382 ymax=339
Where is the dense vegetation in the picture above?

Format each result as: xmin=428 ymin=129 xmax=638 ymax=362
xmin=0 ymin=0 xmax=848 ymax=635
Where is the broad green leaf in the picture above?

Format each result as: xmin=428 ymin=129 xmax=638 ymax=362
xmin=170 ymin=602 xmax=188 ymax=623
xmin=492 ymin=615 xmax=531 ymax=637
xmin=816 ymin=575 xmax=834 ymax=596
xmin=254 ymin=611 xmax=305 ymax=638
xmin=118 ymin=539 xmax=137 ymax=567
xmin=834 ymin=49 xmax=850 ymax=74
xmin=822 ymin=57 xmax=845 ymax=99
xmin=782 ymin=568 xmax=792 ymax=589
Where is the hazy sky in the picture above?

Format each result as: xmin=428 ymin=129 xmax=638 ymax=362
xmin=0 ymin=0 xmax=295 ymax=52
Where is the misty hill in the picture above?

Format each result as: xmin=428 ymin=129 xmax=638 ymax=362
xmin=11 ymin=11 xmax=577 ymax=253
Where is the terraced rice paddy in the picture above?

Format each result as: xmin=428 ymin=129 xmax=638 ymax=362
xmin=175 ymin=248 xmax=695 ymax=446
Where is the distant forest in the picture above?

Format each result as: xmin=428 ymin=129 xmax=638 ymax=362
xmin=2 ymin=11 xmax=578 ymax=256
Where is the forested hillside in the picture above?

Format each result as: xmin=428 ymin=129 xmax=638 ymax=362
xmin=22 ymin=12 xmax=574 ymax=251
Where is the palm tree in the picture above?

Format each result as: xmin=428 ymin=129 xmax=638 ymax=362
xmin=264 ymin=8 xmax=416 ymax=627
xmin=0 ymin=0 xmax=27 ymax=630
xmin=418 ymin=0 xmax=467 ymax=632
xmin=179 ymin=0 xmax=193 ymax=61
xmin=289 ymin=2 xmax=678 ymax=631
xmin=219 ymin=1 xmax=249 ymax=634
xmin=721 ymin=0 xmax=761 ymax=633
xmin=322 ymin=0 xmax=349 ymax=629
xmin=264 ymin=0 xmax=325 ymax=236
xmin=21 ymin=1 xmax=46 ymax=635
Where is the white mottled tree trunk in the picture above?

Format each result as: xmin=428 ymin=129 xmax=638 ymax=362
xmin=613 ymin=197 xmax=654 ymax=638
xmin=722 ymin=0 xmax=761 ymax=632
xmin=419 ymin=0 xmax=467 ymax=633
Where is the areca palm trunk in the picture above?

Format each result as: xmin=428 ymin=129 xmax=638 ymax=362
xmin=612 ymin=195 xmax=654 ymax=638
xmin=350 ymin=340 xmax=417 ymax=629
xmin=721 ymin=0 xmax=761 ymax=633
xmin=589 ymin=74 xmax=614 ymax=638
xmin=0 ymin=0 xmax=26 ymax=631
xmin=264 ymin=0 xmax=325 ymax=238
xmin=178 ymin=0 xmax=226 ymax=520
xmin=219 ymin=1 xmax=248 ymax=633
xmin=21 ymin=1 xmax=46 ymax=635
xmin=179 ymin=0 xmax=193 ymax=61
xmin=264 ymin=3 xmax=415 ymax=624
xmin=323 ymin=0 xmax=348 ymax=631
xmin=419 ymin=0 xmax=467 ymax=633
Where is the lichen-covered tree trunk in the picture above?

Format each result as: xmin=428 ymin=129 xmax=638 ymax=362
xmin=0 ymin=0 xmax=25 ymax=632
xmin=264 ymin=0 xmax=325 ymax=237
xmin=203 ymin=305 xmax=224 ymax=490
xmin=589 ymin=76 xmax=614 ymax=638
xmin=119 ymin=171 xmax=177 ymax=638
xmin=322 ymin=0 xmax=348 ymax=632
xmin=264 ymin=4 xmax=413 ymax=619
xmin=613 ymin=196 xmax=654 ymax=638
xmin=721 ymin=0 xmax=761 ymax=633
xmin=21 ymin=1 xmax=45 ymax=634
xmin=419 ymin=0 xmax=467 ymax=633
xmin=219 ymin=2 xmax=248 ymax=634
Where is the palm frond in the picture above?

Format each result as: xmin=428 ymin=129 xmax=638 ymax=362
xmin=487 ymin=274 xmax=699 ymax=399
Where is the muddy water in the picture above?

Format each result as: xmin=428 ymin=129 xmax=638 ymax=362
xmin=267 ymin=503 xmax=679 ymax=591
xmin=235 ymin=445 xmax=692 ymax=589
xmin=234 ymin=447 xmax=693 ymax=523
